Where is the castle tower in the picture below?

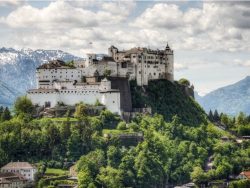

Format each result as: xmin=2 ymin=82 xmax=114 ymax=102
xmin=108 ymin=46 xmax=118 ymax=59
xmin=86 ymin=53 xmax=97 ymax=67
xmin=165 ymin=43 xmax=174 ymax=81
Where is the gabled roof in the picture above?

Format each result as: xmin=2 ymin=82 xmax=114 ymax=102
xmin=240 ymin=171 xmax=250 ymax=179
xmin=124 ymin=48 xmax=143 ymax=56
xmin=1 ymin=162 xmax=36 ymax=170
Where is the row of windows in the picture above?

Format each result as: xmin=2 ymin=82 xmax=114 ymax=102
xmin=138 ymin=71 xmax=162 ymax=76
xmin=41 ymin=75 xmax=80 ymax=78
xmin=30 ymin=90 xmax=99 ymax=94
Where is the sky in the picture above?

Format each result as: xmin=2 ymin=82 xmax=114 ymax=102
xmin=0 ymin=0 xmax=250 ymax=95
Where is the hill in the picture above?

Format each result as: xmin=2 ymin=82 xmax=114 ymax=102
xmin=197 ymin=76 xmax=250 ymax=115
xmin=130 ymin=79 xmax=207 ymax=125
xmin=0 ymin=47 xmax=82 ymax=105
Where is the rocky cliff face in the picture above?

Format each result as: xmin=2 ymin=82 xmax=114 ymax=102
xmin=0 ymin=47 xmax=82 ymax=105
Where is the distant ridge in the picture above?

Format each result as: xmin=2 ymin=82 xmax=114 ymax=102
xmin=197 ymin=76 xmax=250 ymax=115
xmin=0 ymin=80 xmax=22 ymax=106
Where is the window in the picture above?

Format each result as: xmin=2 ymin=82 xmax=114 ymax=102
xmin=121 ymin=62 xmax=127 ymax=68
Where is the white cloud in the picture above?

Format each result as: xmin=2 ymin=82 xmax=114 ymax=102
xmin=0 ymin=0 xmax=134 ymax=29
xmin=132 ymin=4 xmax=183 ymax=29
xmin=0 ymin=0 xmax=24 ymax=7
xmin=234 ymin=59 xmax=250 ymax=67
xmin=0 ymin=1 xmax=250 ymax=56
xmin=175 ymin=63 xmax=188 ymax=71
xmin=131 ymin=2 xmax=250 ymax=52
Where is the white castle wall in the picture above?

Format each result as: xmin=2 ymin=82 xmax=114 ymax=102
xmin=101 ymin=92 xmax=120 ymax=114
xmin=27 ymin=90 xmax=121 ymax=114
xmin=27 ymin=91 xmax=59 ymax=107
xmin=28 ymin=78 xmax=121 ymax=115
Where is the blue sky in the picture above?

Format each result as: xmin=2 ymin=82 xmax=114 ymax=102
xmin=0 ymin=0 xmax=250 ymax=95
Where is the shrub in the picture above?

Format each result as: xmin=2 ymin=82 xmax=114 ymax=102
xmin=117 ymin=121 xmax=126 ymax=130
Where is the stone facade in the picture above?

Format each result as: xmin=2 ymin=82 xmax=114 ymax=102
xmin=108 ymin=44 xmax=174 ymax=85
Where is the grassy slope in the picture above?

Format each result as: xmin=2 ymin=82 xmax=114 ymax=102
xmin=45 ymin=168 xmax=69 ymax=176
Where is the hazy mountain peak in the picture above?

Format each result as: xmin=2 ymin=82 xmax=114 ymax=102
xmin=197 ymin=76 xmax=250 ymax=115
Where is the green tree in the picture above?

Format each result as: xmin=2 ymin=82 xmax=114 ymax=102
xmin=178 ymin=78 xmax=190 ymax=86
xmin=213 ymin=110 xmax=220 ymax=122
xmin=0 ymin=148 xmax=8 ymax=166
xmin=1 ymin=107 xmax=11 ymax=121
xmin=236 ymin=112 xmax=247 ymax=126
xmin=0 ymin=106 xmax=3 ymax=121
xmin=78 ymin=169 xmax=94 ymax=188
xmin=14 ymin=96 xmax=33 ymax=115
xmin=77 ymin=149 xmax=105 ymax=179
xmin=208 ymin=110 xmax=214 ymax=121
xmin=107 ymin=146 xmax=122 ymax=168
xmin=74 ymin=103 xmax=87 ymax=119
xmin=117 ymin=121 xmax=126 ymax=130
xmin=221 ymin=114 xmax=229 ymax=126
xmin=97 ymin=166 xmax=123 ymax=188
xmin=191 ymin=166 xmax=207 ymax=184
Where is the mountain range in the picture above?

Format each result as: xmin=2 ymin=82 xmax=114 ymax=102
xmin=196 ymin=76 xmax=250 ymax=115
xmin=0 ymin=47 xmax=82 ymax=106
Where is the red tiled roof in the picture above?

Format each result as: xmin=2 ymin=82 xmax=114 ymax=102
xmin=240 ymin=171 xmax=250 ymax=179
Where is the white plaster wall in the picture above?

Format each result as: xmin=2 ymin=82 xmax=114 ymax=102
xmin=37 ymin=69 xmax=82 ymax=88
xmin=27 ymin=92 xmax=59 ymax=107
xmin=59 ymin=90 xmax=101 ymax=105
xmin=28 ymin=89 xmax=121 ymax=114
xmin=3 ymin=168 xmax=37 ymax=181
xmin=101 ymin=92 xmax=121 ymax=115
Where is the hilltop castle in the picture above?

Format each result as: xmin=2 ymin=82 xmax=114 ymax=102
xmin=27 ymin=45 xmax=174 ymax=115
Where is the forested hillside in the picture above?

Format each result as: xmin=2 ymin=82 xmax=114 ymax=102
xmin=0 ymin=97 xmax=249 ymax=188
xmin=130 ymin=79 xmax=206 ymax=125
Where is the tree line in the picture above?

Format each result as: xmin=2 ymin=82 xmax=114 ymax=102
xmin=208 ymin=110 xmax=250 ymax=136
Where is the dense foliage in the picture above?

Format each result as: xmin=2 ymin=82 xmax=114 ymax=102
xmin=76 ymin=114 xmax=249 ymax=188
xmin=0 ymin=108 xmax=121 ymax=167
xmin=209 ymin=110 xmax=250 ymax=136
xmin=130 ymin=79 xmax=206 ymax=125
xmin=0 ymin=86 xmax=249 ymax=188
xmin=0 ymin=106 xmax=11 ymax=122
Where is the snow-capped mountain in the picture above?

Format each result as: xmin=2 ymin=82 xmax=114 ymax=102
xmin=0 ymin=47 xmax=83 ymax=106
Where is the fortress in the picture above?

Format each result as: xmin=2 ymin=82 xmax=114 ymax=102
xmin=27 ymin=45 xmax=174 ymax=115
